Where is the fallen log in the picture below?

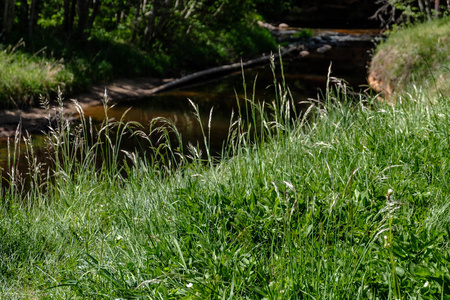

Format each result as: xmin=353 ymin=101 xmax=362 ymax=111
xmin=147 ymin=46 xmax=300 ymax=95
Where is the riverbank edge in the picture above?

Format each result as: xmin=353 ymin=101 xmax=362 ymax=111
xmin=0 ymin=77 xmax=167 ymax=138
xmin=0 ymin=47 xmax=303 ymax=138
xmin=0 ymin=49 xmax=293 ymax=138
xmin=368 ymin=17 xmax=450 ymax=101
xmin=0 ymin=29 xmax=378 ymax=139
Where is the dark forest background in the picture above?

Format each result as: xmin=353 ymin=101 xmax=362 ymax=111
xmin=0 ymin=0 xmax=448 ymax=107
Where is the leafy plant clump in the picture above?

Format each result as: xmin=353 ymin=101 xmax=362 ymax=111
xmin=293 ymin=28 xmax=314 ymax=39
xmin=373 ymin=0 xmax=450 ymax=28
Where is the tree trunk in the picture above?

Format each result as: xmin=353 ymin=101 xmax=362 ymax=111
xmin=77 ymin=0 xmax=90 ymax=34
xmin=70 ymin=0 xmax=76 ymax=31
xmin=144 ymin=0 xmax=161 ymax=44
xmin=63 ymin=0 xmax=70 ymax=32
xmin=147 ymin=47 xmax=299 ymax=95
xmin=418 ymin=0 xmax=425 ymax=13
xmin=424 ymin=0 xmax=432 ymax=19
xmin=2 ymin=0 xmax=15 ymax=36
xmin=88 ymin=0 xmax=101 ymax=29
xmin=63 ymin=0 xmax=76 ymax=33
xmin=131 ymin=0 xmax=141 ymax=42
xmin=28 ymin=0 xmax=40 ymax=37
xmin=153 ymin=0 xmax=172 ymax=35
xmin=115 ymin=10 xmax=121 ymax=24
xmin=435 ymin=0 xmax=440 ymax=17
xmin=18 ymin=0 xmax=29 ymax=31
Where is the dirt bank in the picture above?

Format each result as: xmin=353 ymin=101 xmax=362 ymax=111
xmin=0 ymin=77 xmax=171 ymax=138
xmin=367 ymin=68 xmax=392 ymax=99
xmin=367 ymin=44 xmax=396 ymax=101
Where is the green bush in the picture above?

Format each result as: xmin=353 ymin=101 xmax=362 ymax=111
xmin=293 ymin=28 xmax=314 ymax=38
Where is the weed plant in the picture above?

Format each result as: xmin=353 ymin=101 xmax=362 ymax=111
xmin=1 ymin=56 xmax=450 ymax=299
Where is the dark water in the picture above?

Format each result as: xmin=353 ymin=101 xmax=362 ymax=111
xmin=0 ymin=29 xmax=378 ymax=179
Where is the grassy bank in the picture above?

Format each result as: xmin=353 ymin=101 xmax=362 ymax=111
xmin=0 ymin=41 xmax=73 ymax=107
xmin=1 ymin=53 xmax=450 ymax=299
xmin=369 ymin=16 xmax=450 ymax=99
xmin=0 ymin=36 xmax=162 ymax=108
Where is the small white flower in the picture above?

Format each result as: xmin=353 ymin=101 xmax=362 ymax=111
xmin=186 ymin=283 xmax=193 ymax=288
xmin=424 ymin=281 xmax=429 ymax=288
xmin=115 ymin=235 xmax=123 ymax=241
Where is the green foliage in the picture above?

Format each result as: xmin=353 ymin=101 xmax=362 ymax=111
xmin=0 ymin=0 xmax=278 ymax=107
xmin=293 ymin=28 xmax=314 ymax=39
xmin=0 ymin=207 xmax=55 ymax=284
xmin=254 ymin=0 xmax=293 ymax=21
xmin=374 ymin=0 xmax=450 ymax=27
xmin=165 ymin=19 xmax=277 ymax=71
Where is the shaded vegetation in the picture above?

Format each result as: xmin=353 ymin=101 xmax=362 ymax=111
xmin=0 ymin=0 xmax=279 ymax=107
xmin=373 ymin=0 xmax=450 ymax=27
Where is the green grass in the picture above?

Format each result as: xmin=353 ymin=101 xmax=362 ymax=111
xmin=0 ymin=40 xmax=73 ymax=107
xmin=0 ymin=34 xmax=170 ymax=108
xmin=370 ymin=16 xmax=450 ymax=99
xmin=1 ymin=51 xmax=450 ymax=299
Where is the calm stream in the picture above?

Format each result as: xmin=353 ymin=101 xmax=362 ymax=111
xmin=0 ymin=29 xmax=379 ymax=179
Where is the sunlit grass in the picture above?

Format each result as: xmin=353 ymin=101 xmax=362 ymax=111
xmin=370 ymin=16 xmax=450 ymax=99
xmin=1 ymin=56 xmax=450 ymax=299
xmin=0 ymin=40 xmax=73 ymax=107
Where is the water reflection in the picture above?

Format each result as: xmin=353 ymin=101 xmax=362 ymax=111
xmin=82 ymin=36 xmax=372 ymax=152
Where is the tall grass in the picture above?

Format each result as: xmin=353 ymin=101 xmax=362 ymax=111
xmin=0 ymin=40 xmax=73 ymax=107
xmin=1 ymin=56 xmax=450 ymax=299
